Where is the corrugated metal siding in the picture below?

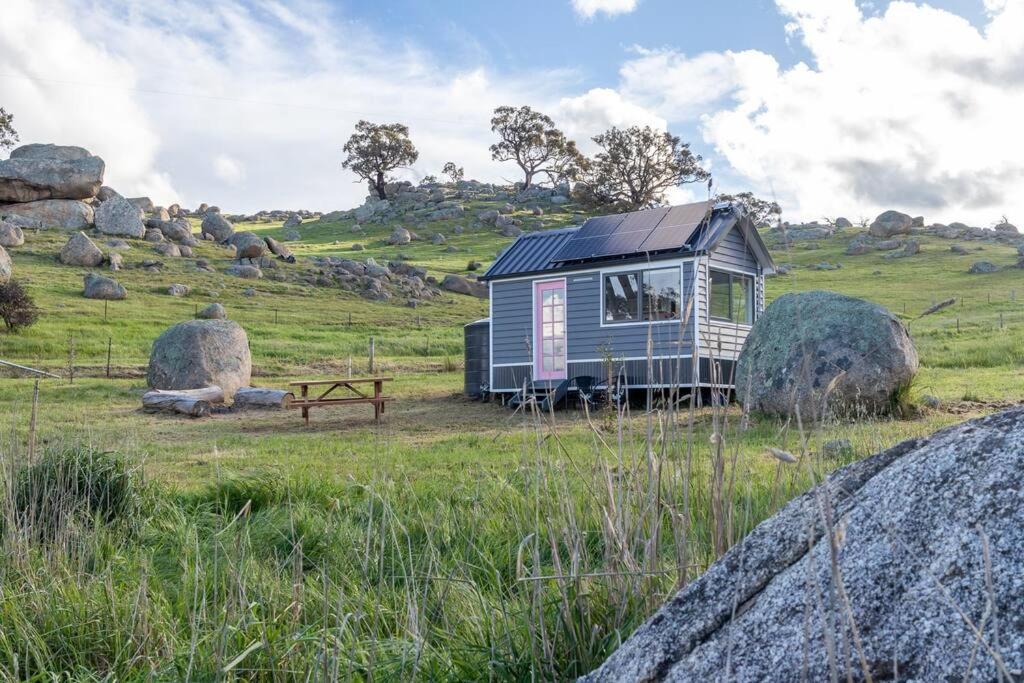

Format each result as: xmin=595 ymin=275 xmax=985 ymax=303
xmin=482 ymin=227 xmax=579 ymax=280
xmin=491 ymin=279 xmax=534 ymax=365
xmin=493 ymin=365 xmax=532 ymax=391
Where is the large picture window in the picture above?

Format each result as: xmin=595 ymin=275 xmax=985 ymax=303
xmin=603 ymin=267 xmax=681 ymax=324
xmin=709 ymin=269 xmax=753 ymax=325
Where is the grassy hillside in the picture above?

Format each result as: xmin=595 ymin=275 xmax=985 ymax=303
xmin=0 ymin=192 xmax=1021 ymax=679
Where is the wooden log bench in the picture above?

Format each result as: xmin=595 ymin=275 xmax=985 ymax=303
xmin=288 ymin=377 xmax=393 ymax=425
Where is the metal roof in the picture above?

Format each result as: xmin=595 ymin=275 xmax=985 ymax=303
xmin=480 ymin=201 xmax=776 ymax=281
xmin=481 ymin=226 xmax=579 ymax=280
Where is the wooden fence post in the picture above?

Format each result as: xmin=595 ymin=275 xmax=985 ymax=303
xmin=28 ymin=379 xmax=39 ymax=462
xmin=106 ymin=337 xmax=112 ymax=378
xmin=368 ymin=336 xmax=375 ymax=374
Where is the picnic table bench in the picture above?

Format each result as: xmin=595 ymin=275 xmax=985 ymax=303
xmin=288 ymin=377 xmax=393 ymax=424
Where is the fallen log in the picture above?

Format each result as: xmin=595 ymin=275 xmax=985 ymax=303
xmin=145 ymin=386 xmax=225 ymax=403
xmin=919 ymin=297 xmax=956 ymax=317
xmin=142 ymin=391 xmax=212 ymax=417
xmin=233 ymin=387 xmax=294 ymax=410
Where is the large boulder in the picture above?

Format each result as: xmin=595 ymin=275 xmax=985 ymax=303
xmin=201 ymin=212 xmax=234 ymax=242
xmin=60 ymin=231 xmax=104 ymax=267
xmin=95 ymin=194 xmax=145 ymax=238
xmin=582 ymin=407 xmax=1024 ymax=682
xmin=0 ymin=144 xmax=105 ymax=202
xmin=736 ymin=291 xmax=917 ymax=418
xmin=868 ymin=210 xmax=914 ymax=237
xmin=0 ymin=245 xmax=10 ymax=284
xmin=387 ymin=227 xmax=412 ymax=245
xmin=198 ymin=303 xmax=227 ymax=320
xmin=441 ymin=274 xmax=488 ymax=298
xmin=127 ymin=197 xmax=154 ymax=213
xmin=148 ymin=217 xmax=192 ymax=243
xmin=0 ymin=220 xmax=24 ymax=247
xmin=0 ymin=199 xmax=94 ymax=229
xmin=82 ymin=272 xmax=127 ymax=300
xmin=229 ymin=231 xmax=266 ymax=259
xmin=147 ymin=319 xmax=252 ymax=399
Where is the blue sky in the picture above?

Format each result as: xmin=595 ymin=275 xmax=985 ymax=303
xmin=3 ymin=0 xmax=1020 ymax=224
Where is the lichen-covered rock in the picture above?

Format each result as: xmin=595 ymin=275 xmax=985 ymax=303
xmin=229 ymin=231 xmax=266 ymax=259
xmin=82 ymin=272 xmax=127 ymax=300
xmin=387 ymin=227 xmax=411 ymax=245
xmin=95 ymin=195 xmax=145 ymax=238
xmin=581 ymin=407 xmax=1024 ymax=682
xmin=60 ymin=231 xmax=103 ymax=267
xmin=0 ymin=146 xmax=105 ymax=202
xmin=147 ymin=319 xmax=251 ymax=399
xmin=198 ymin=303 xmax=227 ymax=320
xmin=226 ymin=264 xmax=262 ymax=279
xmin=0 ymin=199 xmax=94 ymax=229
xmin=969 ymin=261 xmax=999 ymax=274
xmin=0 ymin=220 xmax=24 ymax=247
xmin=736 ymin=290 xmax=917 ymax=418
xmin=0 ymin=245 xmax=11 ymax=284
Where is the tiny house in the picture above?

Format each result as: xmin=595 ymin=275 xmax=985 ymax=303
xmin=466 ymin=200 xmax=775 ymax=404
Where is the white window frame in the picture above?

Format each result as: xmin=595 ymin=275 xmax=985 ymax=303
xmin=599 ymin=260 xmax=688 ymax=328
xmin=707 ymin=265 xmax=756 ymax=327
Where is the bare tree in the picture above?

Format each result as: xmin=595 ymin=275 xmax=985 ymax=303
xmin=442 ymin=162 xmax=464 ymax=184
xmin=716 ymin=191 xmax=782 ymax=226
xmin=342 ymin=120 xmax=419 ymax=200
xmin=580 ymin=126 xmax=708 ymax=210
xmin=489 ymin=105 xmax=584 ymax=190
xmin=0 ymin=107 xmax=18 ymax=152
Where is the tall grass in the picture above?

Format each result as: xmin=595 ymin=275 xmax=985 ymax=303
xmin=0 ymin=385 xmax=891 ymax=681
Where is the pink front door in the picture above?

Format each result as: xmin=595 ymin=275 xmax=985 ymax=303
xmin=534 ymin=280 xmax=567 ymax=381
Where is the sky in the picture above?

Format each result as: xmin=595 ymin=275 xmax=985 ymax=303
xmin=1 ymin=0 xmax=1020 ymax=225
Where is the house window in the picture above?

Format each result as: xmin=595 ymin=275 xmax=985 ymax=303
xmin=709 ymin=269 xmax=753 ymax=325
xmin=604 ymin=267 xmax=680 ymax=324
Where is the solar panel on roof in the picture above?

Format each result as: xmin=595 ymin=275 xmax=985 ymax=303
xmin=638 ymin=201 xmax=712 ymax=253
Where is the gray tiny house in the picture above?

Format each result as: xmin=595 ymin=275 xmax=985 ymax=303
xmin=464 ymin=200 xmax=775 ymax=405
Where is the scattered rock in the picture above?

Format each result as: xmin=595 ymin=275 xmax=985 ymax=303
xmin=284 ymin=229 xmax=301 ymax=241
xmin=242 ymin=287 xmax=256 ymax=297
xmin=869 ymin=210 xmax=914 ymax=237
xmin=351 ymin=243 xmax=365 ymax=251
xmin=95 ymin=195 xmax=145 ymax=238
xmin=581 ymin=407 xmax=1024 ymax=683
xmin=167 ymin=283 xmax=190 ymax=297
xmin=201 ymin=212 xmax=234 ymax=242
xmin=0 ymin=199 xmax=94 ymax=230
xmin=441 ymin=273 xmax=488 ymax=298
xmin=198 ymin=303 xmax=227 ymax=320
xmin=950 ymin=244 xmax=969 ymax=255
xmin=810 ymin=262 xmax=840 ymax=271
xmin=144 ymin=229 xmax=165 ymax=243
xmin=83 ymin=272 xmax=127 ymax=300
xmin=146 ymin=319 xmax=252 ymax=399
xmin=107 ymin=252 xmax=123 ymax=271
xmin=226 ymin=264 xmax=262 ymax=279
xmin=388 ymin=227 xmax=412 ymax=245
xmin=432 ymin=233 xmax=446 ymax=245
xmin=229 ymin=231 xmax=266 ymax=259
xmin=0 ymin=220 xmax=25 ymax=247
xmin=154 ymin=242 xmax=181 ymax=258
xmin=834 ymin=216 xmax=852 ymax=228
xmin=178 ymin=245 xmax=194 ymax=258
xmin=550 ymin=195 xmax=569 ymax=205
xmin=0 ymin=245 xmax=10 ymax=284
xmin=921 ymin=394 xmax=942 ymax=409
xmin=283 ymin=213 xmax=302 ymax=228
xmin=968 ymin=261 xmax=999 ymax=274
xmin=127 ymin=197 xmax=155 ymax=213
xmin=60 ymin=231 xmax=103 ymax=267
xmin=736 ymin=290 xmax=918 ymax=418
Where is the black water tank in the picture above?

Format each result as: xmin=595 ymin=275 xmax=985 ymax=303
xmin=464 ymin=319 xmax=490 ymax=399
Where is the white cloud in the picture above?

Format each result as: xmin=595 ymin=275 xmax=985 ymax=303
xmin=556 ymin=88 xmax=665 ymax=153
xmin=571 ymin=0 xmax=639 ymax=19
xmin=213 ymin=155 xmax=245 ymax=186
xmin=618 ymin=0 xmax=1024 ymax=224
xmin=0 ymin=0 xmax=577 ymax=212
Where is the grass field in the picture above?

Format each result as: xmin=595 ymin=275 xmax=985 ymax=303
xmin=0 ymin=202 xmax=1022 ymax=679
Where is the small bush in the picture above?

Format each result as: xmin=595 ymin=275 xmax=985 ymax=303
xmin=13 ymin=446 xmax=142 ymax=538
xmin=0 ymin=279 xmax=39 ymax=332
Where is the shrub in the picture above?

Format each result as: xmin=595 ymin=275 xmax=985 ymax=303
xmin=0 ymin=279 xmax=39 ymax=332
xmin=12 ymin=446 xmax=142 ymax=538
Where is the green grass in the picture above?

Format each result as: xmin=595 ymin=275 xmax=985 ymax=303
xmin=0 ymin=202 xmax=1022 ymax=680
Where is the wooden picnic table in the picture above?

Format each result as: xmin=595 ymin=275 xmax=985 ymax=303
xmin=288 ymin=377 xmax=393 ymax=425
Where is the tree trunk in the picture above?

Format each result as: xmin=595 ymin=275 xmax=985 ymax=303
xmin=233 ymin=387 xmax=294 ymax=410
xmin=142 ymin=391 xmax=214 ymax=417
xmin=375 ymin=171 xmax=387 ymax=200
xmin=521 ymin=170 xmax=533 ymax=191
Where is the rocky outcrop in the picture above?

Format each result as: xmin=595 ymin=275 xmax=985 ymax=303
xmin=201 ymin=212 xmax=234 ymax=242
xmin=82 ymin=272 xmax=127 ymax=300
xmin=869 ymin=210 xmax=914 ymax=237
xmin=0 ymin=199 xmax=94 ymax=229
xmin=95 ymin=195 xmax=145 ymax=238
xmin=147 ymin=319 xmax=252 ymax=399
xmin=0 ymin=144 xmax=105 ymax=203
xmin=736 ymin=290 xmax=918 ymax=418
xmin=581 ymin=407 xmax=1024 ymax=682
xmin=60 ymin=231 xmax=104 ymax=267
